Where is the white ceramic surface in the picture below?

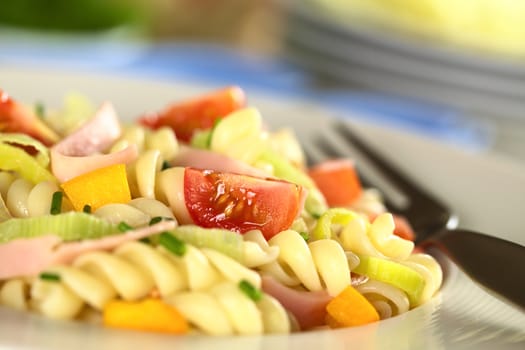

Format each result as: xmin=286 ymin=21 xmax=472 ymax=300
xmin=0 ymin=66 xmax=524 ymax=350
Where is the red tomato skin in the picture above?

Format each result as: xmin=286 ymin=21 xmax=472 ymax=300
xmin=183 ymin=168 xmax=303 ymax=240
xmin=0 ymin=89 xmax=57 ymax=146
xmin=308 ymin=159 xmax=362 ymax=207
xmin=139 ymin=86 xmax=245 ymax=142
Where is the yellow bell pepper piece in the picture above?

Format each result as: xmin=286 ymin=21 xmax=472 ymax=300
xmin=326 ymin=285 xmax=379 ymax=328
xmin=103 ymin=298 xmax=189 ymax=334
xmin=61 ymin=164 xmax=131 ymax=211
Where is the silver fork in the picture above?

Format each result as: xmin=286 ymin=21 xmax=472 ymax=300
xmin=305 ymin=120 xmax=525 ymax=311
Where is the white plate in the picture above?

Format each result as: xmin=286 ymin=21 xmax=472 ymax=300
xmin=1 ymin=66 xmax=524 ymax=350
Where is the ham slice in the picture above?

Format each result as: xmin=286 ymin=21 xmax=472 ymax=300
xmin=50 ymin=102 xmax=138 ymax=182
xmin=171 ymin=146 xmax=269 ymax=178
xmin=261 ymin=275 xmax=332 ymax=330
xmin=0 ymin=220 xmax=177 ymax=279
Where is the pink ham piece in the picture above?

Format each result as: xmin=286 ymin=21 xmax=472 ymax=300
xmin=0 ymin=220 xmax=177 ymax=279
xmin=171 ymin=146 xmax=270 ymax=178
xmin=261 ymin=275 xmax=332 ymax=330
xmin=50 ymin=102 xmax=138 ymax=182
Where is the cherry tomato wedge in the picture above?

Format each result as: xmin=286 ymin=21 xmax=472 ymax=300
xmin=0 ymin=89 xmax=58 ymax=146
xmin=307 ymin=159 xmax=362 ymax=207
xmin=139 ymin=86 xmax=245 ymax=142
xmin=184 ymin=168 xmax=304 ymax=240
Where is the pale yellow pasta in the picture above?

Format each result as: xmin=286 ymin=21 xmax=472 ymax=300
xmin=355 ymin=279 xmax=410 ymax=319
xmin=129 ymin=150 xmax=163 ymax=199
xmin=111 ymin=125 xmax=178 ymax=161
xmin=111 ymin=125 xmax=179 ymax=199
xmin=260 ymin=230 xmax=352 ymax=296
xmin=155 ymin=167 xmax=192 ymax=224
xmin=166 ymin=281 xmax=290 ymax=336
xmin=262 ymin=230 xmax=322 ymax=291
xmin=368 ymin=213 xmax=414 ymax=260
xmin=93 ymin=198 xmax=175 ymax=227
xmin=256 ymin=293 xmax=291 ymax=334
xmin=399 ymin=253 xmax=443 ymax=305
xmin=166 ymin=291 xmax=234 ymax=335
xmin=2 ymin=176 xmax=68 ymax=218
xmin=1 ymin=240 xmax=272 ymax=320
xmin=308 ymin=239 xmax=350 ymax=296
xmin=0 ymin=171 xmax=16 ymax=199
xmin=338 ymin=213 xmax=413 ymax=260
xmin=201 ymin=248 xmax=261 ymax=289
xmin=209 ymin=108 xmax=268 ymax=165
xmin=242 ymin=230 xmax=280 ymax=268
xmin=0 ymin=279 xmax=28 ymax=311
xmin=30 ymin=278 xmax=84 ymax=320
xmin=209 ymin=281 xmax=263 ymax=334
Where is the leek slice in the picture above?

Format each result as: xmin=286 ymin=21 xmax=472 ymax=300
xmin=312 ymin=207 xmax=359 ymax=240
xmin=353 ymin=255 xmax=426 ymax=307
xmin=0 ymin=143 xmax=56 ymax=184
xmin=0 ymin=133 xmax=50 ymax=168
xmin=0 ymin=212 xmax=118 ymax=244
xmin=169 ymin=225 xmax=244 ymax=262
xmin=257 ymin=150 xmax=328 ymax=216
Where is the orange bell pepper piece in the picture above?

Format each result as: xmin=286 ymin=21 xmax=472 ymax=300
xmin=326 ymin=285 xmax=379 ymax=328
xmin=103 ymin=298 xmax=189 ymax=334
xmin=61 ymin=164 xmax=131 ymax=211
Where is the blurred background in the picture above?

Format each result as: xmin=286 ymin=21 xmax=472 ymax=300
xmin=1 ymin=0 xmax=525 ymax=162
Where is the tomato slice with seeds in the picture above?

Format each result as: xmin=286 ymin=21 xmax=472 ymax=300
xmin=184 ymin=168 xmax=304 ymax=240
xmin=139 ymin=86 xmax=245 ymax=142
xmin=0 ymin=89 xmax=58 ymax=146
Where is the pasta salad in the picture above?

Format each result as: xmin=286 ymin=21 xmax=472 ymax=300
xmin=0 ymin=86 xmax=442 ymax=335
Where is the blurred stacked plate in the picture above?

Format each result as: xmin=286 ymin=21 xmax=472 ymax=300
xmin=280 ymin=0 xmax=525 ymax=121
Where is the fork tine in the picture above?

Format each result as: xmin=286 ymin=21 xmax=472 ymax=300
xmin=310 ymin=121 xmax=454 ymax=243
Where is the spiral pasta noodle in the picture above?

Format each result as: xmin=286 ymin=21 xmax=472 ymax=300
xmin=0 ymin=172 xmax=71 ymax=218
xmin=166 ymin=281 xmax=290 ymax=335
xmin=259 ymin=230 xmax=351 ymax=296
xmin=93 ymin=197 xmax=175 ymax=227
xmin=0 ymin=240 xmax=265 ymax=320
xmin=110 ymin=126 xmax=179 ymax=199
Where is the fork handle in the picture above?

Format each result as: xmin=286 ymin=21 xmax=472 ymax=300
xmin=425 ymin=229 xmax=525 ymax=311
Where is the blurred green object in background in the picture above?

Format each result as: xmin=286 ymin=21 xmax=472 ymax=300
xmin=0 ymin=0 xmax=148 ymax=33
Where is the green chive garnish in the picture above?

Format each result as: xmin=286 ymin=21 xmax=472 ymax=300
xmin=158 ymin=232 xmax=186 ymax=256
xmin=239 ymin=280 xmax=262 ymax=301
xmin=83 ymin=204 xmax=92 ymax=214
xmin=35 ymin=102 xmax=45 ymax=118
xmin=118 ymin=221 xmax=133 ymax=232
xmin=299 ymin=231 xmax=310 ymax=241
xmin=149 ymin=216 xmax=163 ymax=225
xmin=50 ymin=191 xmax=63 ymax=215
xmin=40 ymin=272 xmax=60 ymax=282
xmin=139 ymin=237 xmax=151 ymax=245
xmin=161 ymin=161 xmax=171 ymax=171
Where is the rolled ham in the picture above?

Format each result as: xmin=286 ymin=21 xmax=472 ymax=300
xmin=171 ymin=146 xmax=270 ymax=178
xmin=50 ymin=102 xmax=138 ymax=182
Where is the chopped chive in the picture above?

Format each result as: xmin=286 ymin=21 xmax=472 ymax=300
xmin=50 ymin=191 xmax=63 ymax=215
xmin=299 ymin=231 xmax=310 ymax=241
xmin=158 ymin=232 xmax=186 ymax=256
xmin=311 ymin=212 xmax=321 ymax=220
xmin=149 ymin=216 xmax=163 ymax=225
xmin=39 ymin=272 xmax=61 ymax=282
xmin=35 ymin=102 xmax=45 ymax=118
xmin=161 ymin=160 xmax=171 ymax=171
xmin=82 ymin=204 xmax=92 ymax=214
xmin=118 ymin=221 xmax=133 ymax=232
xmin=149 ymin=216 xmax=175 ymax=226
xmin=139 ymin=237 xmax=151 ymax=245
xmin=239 ymin=280 xmax=262 ymax=302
